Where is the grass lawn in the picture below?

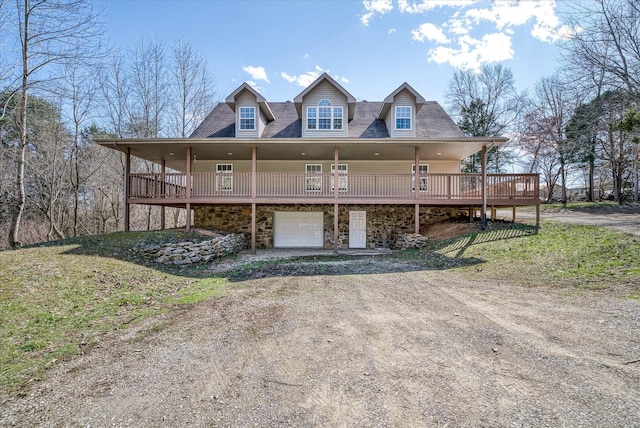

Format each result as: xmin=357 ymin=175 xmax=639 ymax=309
xmin=1 ymin=221 xmax=639 ymax=395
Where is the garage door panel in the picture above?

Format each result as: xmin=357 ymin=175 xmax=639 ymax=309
xmin=274 ymin=212 xmax=323 ymax=248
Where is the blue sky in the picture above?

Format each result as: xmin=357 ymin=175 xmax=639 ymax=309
xmin=98 ymin=0 xmax=575 ymax=108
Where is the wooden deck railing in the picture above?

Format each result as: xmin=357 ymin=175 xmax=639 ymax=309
xmin=129 ymin=172 xmax=539 ymax=201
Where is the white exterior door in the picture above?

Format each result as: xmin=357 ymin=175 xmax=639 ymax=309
xmin=349 ymin=211 xmax=367 ymax=249
xmin=273 ymin=211 xmax=324 ymax=248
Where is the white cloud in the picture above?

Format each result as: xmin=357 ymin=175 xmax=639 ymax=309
xmin=281 ymin=70 xmax=322 ymax=87
xmin=304 ymin=53 xmax=310 ymax=59
xmin=246 ymin=80 xmax=266 ymax=93
xmin=463 ymin=1 xmax=579 ymax=43
xmin=398 ymin=0 xmax=476 ymax=14
xmin=388 ymin=28 xmax=396 ymax=34
xmin=429 ymin=32 xmax=514 ymax=71
xmin=281 ymin=66 xmax=349 ymax=88
xmin=363 ymin=0 xmax=574 ymax=70
xmin=242 ymin=65 xmax=270 ymax=83
xmin=361 ymin=0 xmax=393 ymax=25
xmin=412 ymin=23 xmax=450 ymax=43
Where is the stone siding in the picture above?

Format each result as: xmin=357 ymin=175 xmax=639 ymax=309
xmin=194 ymin=204 xmax=460 ymax=249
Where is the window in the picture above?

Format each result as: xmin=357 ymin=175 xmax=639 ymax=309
xmin=217 ymin=163 xmax=233 ymax=191
xmin=412 ymin=164 xmax=428 ymax=191
xmin=239 ymin=107 xmax=255 ymax=130
xmin=396 ymin=106 xmax=412 ymax=130
xmin=331 ymin=164 xmax=348 ymax=192
xmin=307 ymin=107 xmax=317 ymax=129
xmin=306 ymin=164 xmax=322 ymax=192
xmin=307 ymin=99 xmax=343 ymax=130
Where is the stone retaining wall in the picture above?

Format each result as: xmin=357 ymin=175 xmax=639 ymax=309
xmin=194 ymin=204 xmax=459 ymax=249
xmin=140 ymin=233 xmax=248 ymax=265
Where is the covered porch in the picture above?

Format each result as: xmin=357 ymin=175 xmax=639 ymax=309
xmin=97 ymin=137 xmax=540 ymax=252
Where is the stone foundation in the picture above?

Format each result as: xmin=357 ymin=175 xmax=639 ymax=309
xmin=194 ymin=204 xmax=460 ymax=249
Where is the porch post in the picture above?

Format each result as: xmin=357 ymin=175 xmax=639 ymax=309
xmin=124 ymin=147 xmax=131 ymax=232
xmin=481 ymin=145 xmax=487 ymax=230
xmin=251 ymin=147 xmax=257 ymax=254
xmin=415 ymin=147 xmax=421 ymax=233
xmin=251 ymin=203 xmax=256 ymax=254
xmin=251 ymin=147 xmax=257 ymax=198
xmin=185 ymin=146 xmax=192 ymax=233
xmin=334 ymin=146 xmax=339 ymax=253
xmin=160 ymin=159 xmax=166 ymax=230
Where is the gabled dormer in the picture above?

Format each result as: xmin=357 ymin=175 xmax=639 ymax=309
xmin=225 ymin=83 xmax=275 ymax=138
xmin=378 ymin=83 xmax=425 ymax=138
xmin=293 ymin=73 xmax=356 ymax=138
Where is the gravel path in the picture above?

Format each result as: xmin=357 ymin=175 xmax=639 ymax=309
xmin=513 ymin=203 xmax=640 ymax=236
xmin=2 ymin=258 xmax=639 ymax=427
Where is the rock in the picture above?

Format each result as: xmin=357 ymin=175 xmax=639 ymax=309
xmin=394 ymin=233 xmax=429 ymax=250
xmin=141 ymin=232 xmax=249 ymax=265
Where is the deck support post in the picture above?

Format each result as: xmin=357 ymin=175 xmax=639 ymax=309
xmin=160 ymin=159 xmax=166 ymax=230
xmin=512 ymin=206 xmax=516 ymax=223
xmin=185 ymin=146 xmax=192 ymax=233
xmin=415 ymin=147 xmax=420 ymax=235
xmin=124 ymin=147 xmax=131 ymax=232
xmin=334 ymin=146 xmax=339 ymax=253
xmin=469 ymin=205 xmax=473 ymax=223
xmin=481 ymin=145 xmax=488 ymax=230
xmin=251 ymin=202 xmax=256 ymax=254
xmin=334 ymin=203 xmax=339 ymax=253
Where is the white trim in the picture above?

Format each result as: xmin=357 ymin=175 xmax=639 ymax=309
xmin=395 ymin=106 xmax=412 ymax=130
xmin=412 ymin=163 xmax=429 ymax=191
xmin=306 ymin=99 xmax=343 ymax=130
xmin=274 ymin=211 xmax=324 ymax=248
xmin=239 ymin=106 xmax=256 ymax=130
xmin=331 ymin=163 xmax=348 ymax=192
xmin=216 ymin=163 xmax=233 ymax=191
xmin=305 ymin=164 xmax=322 ymax=192
xmin=349 ymin=210 xmax=366 ymax=249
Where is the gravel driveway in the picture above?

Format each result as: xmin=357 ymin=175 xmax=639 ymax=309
xmin=2 ymin=257 xmax=639 ymax=427
xmin=513 ymin=203 xmax=640 ymax=236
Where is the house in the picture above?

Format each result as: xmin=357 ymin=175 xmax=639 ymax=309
xmin=97 ymin=73 xmax=540 ymax=252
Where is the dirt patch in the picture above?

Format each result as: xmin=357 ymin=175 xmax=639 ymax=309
xmin=2 ymin=259 xmax=639 ymax=427
xmin=422 ymin=222 xmax=478 ymax=240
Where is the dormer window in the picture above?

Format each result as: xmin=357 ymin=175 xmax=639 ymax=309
xmin=307 ymin=99 xmax=343 ymax=130
xmin=395 ymin=106 xmax=412 ymax=130
xmin=239 ymin=107 xmax=255 ymax=130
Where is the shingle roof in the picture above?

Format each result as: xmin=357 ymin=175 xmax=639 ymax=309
xmin=189 ymin=99 xmax=464 ymax=139
xmin=190 ymin=103 xmax=235 ymax=138
xmin=260 ymin=102 xmax=301 ymax=138
xmin=348 ymin=102 xmax=389 ymax=138
xmin=417 ymin=102 xmax=466 ymax=139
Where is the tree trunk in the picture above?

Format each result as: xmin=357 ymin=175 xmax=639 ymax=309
xmin=9 ymin=0 xmax=30 ymax=248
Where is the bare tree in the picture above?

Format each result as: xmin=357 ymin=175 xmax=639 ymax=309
xmin=5 ymin=0 xmax=103 ymax=247
xmin=563 ymin=0 xmax=640 ymax=98
xmin=445 ymin=64 xmax=523 ymax=172
xmin=522 ymin=75 xmax=583 ymax=203
xmin=169 ymin=38 xmax=216 ymax=138
xmin=56 ymin=61 xmax=100 ymax=236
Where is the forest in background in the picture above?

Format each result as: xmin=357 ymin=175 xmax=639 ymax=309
xmin=1 ymin=0 xmax=639 ymax=249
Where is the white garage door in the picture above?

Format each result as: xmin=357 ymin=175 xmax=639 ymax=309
xmin=274 ymin=211 xmax=324 ymax=248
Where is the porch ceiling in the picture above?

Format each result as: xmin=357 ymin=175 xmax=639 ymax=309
xmin=95 ymin=137 xmax=507 ymax=172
